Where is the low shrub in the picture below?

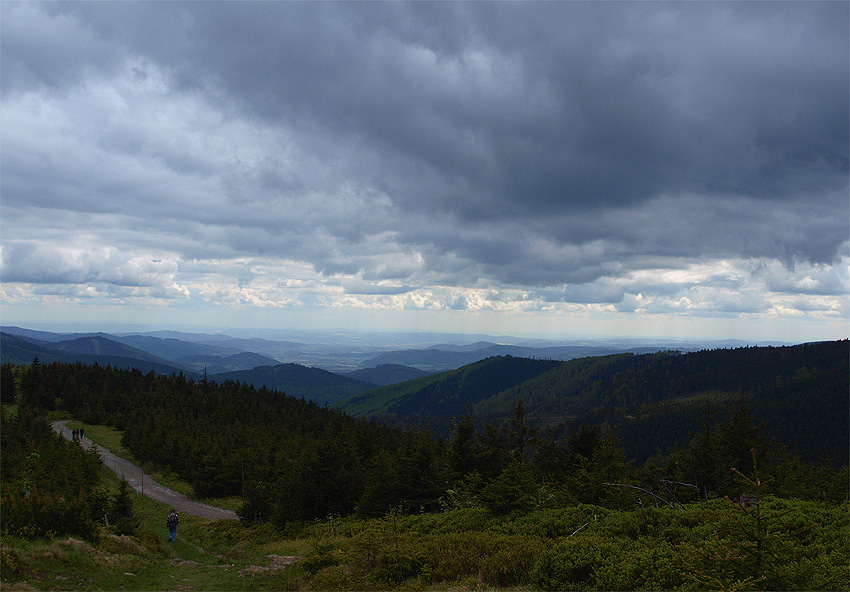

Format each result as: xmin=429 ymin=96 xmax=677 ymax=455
xmin=532 ymin=533 xmax=620 ymax=591
xmin=370 ymin=551 xmax=424 ymax=586
xmin=592 ymin=538 xmax=683 ymax=591
xmin=0 ymin=543 xmax=25 ymax=581
xmin=309 ymin=564 xmax=361 ymax=591
xmin=478 ymin=535 xmax=544 ymax=586
xmin=302 ymin=543 xmax=339 ymax=576
xmin=135 ymin=528 xmax=168 ymax=558
xmin=498 ymin=504 xmax=610 ymax=537
xmin=1 ymin=486 xmax=98 ymax=541
xmin=419 ymin=532 xmax=493 ymax=583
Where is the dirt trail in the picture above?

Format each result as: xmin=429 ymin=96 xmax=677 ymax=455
xmin=52 ymin=420 xmax=238 ymax=520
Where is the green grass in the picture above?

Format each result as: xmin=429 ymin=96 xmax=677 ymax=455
xmin=1 ymin=464 xmax=306 ymax=591
xmin=66 ymin=421 xmax=139 ymax=462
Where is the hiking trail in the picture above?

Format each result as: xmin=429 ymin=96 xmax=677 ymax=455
xmin=52 ymin=420 xmax=238 ymax=520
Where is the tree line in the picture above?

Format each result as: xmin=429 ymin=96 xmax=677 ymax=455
xmin=4 ymin=359 xmax=847 ymax=531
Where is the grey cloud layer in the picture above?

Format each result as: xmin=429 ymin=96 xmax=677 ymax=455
xmin=1 ymin=1 xmax=847 ymax=315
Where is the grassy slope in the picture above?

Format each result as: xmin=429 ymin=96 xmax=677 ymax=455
xmin=1 ymin=417 xmax=309 ymax=591
xmin=2 ymin=489 xmax=309 ymax=591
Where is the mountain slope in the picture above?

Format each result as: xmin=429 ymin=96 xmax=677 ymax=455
xmin=47 ymin=336 xmax=170 ymax=363
xmin=342 ymin=356 xmax=561 ymax=417
xmin=0 ymin=332 xmax=191 ymax=376
xmin=109 ymin=334 xmax=242 ymax=360
xmin=211 ymin=363 xmax=372 ymax=404
xmin=359 ymin=344 xmax=674 ymax=373
xmin=342 ymin=364 xmax=433 ymax=386
xmin=174 ymin=352 xmax=280 ymax=374
xmin=345 ymin=341 xmax=849 ymax=465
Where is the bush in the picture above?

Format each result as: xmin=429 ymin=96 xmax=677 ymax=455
xmin=497 ymin=505 xmax=610 ymax=537
xmin=370 ymin=551 xmax=424 ymax=586
xmin=480 ymin=462 xmax=541 ymax=514
xmin=478 ymin=536 xmax=544 ymax=586
xmin=420 ymin=532 xmax=492 ymax=583
xmin=592 ymin=539 xmax=683 ymax=590
xmin=1 ymin=486 xmax=98 ymax=541
xmin=532 ymin=534 xmax=620 ymax=591
xmin=0 ymin=543 xmax=25 ymax=581
xmin=309 ymin=564 xmax=360 ymax=591
xmin=302 ymin=543 xmax=339 ymax=576
xmin=133 ymin=528 xmax=169 ymax=558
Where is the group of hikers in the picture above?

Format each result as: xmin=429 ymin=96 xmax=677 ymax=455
xmin=71 ymin=427 xmax=85 ymax=441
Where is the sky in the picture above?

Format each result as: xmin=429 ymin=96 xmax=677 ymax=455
xmin=1 ymin=1 xmax=848 ymax=343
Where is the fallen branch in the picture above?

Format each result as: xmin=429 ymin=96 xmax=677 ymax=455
xmin=569 ymin=521 xmax=590 ymax=537
xmin=601 ymin=482 xmax=680 ymax=509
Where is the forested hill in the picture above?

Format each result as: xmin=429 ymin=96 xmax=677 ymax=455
xmin=345 ymin=341 xmax=849 ymax=465
xmin=342 ymin=356 xmax=561 ymax=417
xmin=211 ymin=363 xmax=372 ymax=404
xmin=342 ymin=364 xmax=433 ymax=386
xmin=480 ymin=340 xmax=848 ymax=416
xmin=10 ymin=360 xmax=419 ymax=508
xmin=0 ymin=332 xmax=189 ymax=376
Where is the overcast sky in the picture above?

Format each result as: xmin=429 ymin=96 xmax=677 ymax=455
xmin=1 ymin=1 xmax=848 ymax=341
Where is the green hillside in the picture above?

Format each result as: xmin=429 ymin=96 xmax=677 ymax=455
xmin=342 ymin=356 xmax=560 ymax=417
xmin=211 ymin=363 xmax=371 ymax=404
xmin=345 ymin=342 xmax=849 ymax=465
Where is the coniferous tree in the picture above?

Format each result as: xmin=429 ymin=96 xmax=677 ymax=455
xmin=1 ymin=363 xmax=17 ymax=404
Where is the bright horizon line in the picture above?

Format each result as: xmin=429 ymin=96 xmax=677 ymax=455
xmin=0 ymin=319 xmax=832 ymax=347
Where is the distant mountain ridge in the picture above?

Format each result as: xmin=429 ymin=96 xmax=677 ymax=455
xmin=0 ymin=330 xmax=376 ymax=405
xmin=359 ymin=344 xmax=685 ymax=372
xmin=0 ymin=332 xmax=192 ymax=377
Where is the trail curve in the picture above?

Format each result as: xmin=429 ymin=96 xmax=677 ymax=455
xmin=52 ymin=420 xmax=238 ymax=520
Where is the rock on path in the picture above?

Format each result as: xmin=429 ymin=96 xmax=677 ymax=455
xmin=52 ymin=420 xmax=238 ymax=520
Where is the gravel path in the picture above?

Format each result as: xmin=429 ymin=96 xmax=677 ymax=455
xmin=52 ymin=420 xmax=238 ymax=520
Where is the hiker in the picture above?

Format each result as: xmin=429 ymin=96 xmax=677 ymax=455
xmin=166 ymin=509 xmax=179 ymax=542
xmin=79 ymin=428 xmax=85 ymax=440
xmin=72 ymin=428 xmax=78 ymax=441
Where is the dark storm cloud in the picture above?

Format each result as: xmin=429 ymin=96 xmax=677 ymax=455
xmin=1 ymin=1 xmax=847 ymax=320
xmin=191 ymin=1 xmax=847 ymax=215
xmin=19 ymin=2 xmax=844 ymax=216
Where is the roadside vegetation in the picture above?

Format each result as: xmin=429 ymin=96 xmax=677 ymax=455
xmin=1 ymin=358 xmax=847 ymax=590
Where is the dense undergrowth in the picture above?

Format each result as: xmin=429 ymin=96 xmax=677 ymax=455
xmin=154 ymin=497 xmax=850 ymax=591
xmin=7 ymin=494 xmax=845 ymax=591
